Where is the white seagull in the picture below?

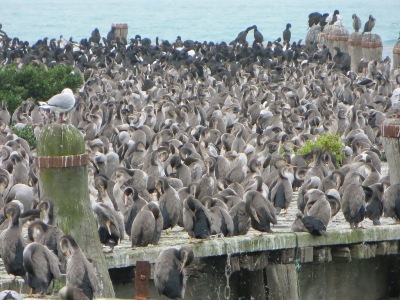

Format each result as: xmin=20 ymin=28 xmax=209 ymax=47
xmin=39 ymin=88 xmax=76 ymax=122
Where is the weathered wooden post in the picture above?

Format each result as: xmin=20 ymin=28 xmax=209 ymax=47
xmin=266 ymin=264 xmax=298 ymax=299
xmin=36 ymin=123 xmax=115 ymax=298
xmin=361 ymin=34 xmax=382 ymax=63
xmin=326 ymin=25 xmax=349 ymax=53
xmin=393 ymin=39 xmax=400 ymax=69
xmin=348 ymin=32 xmax=363 ymax=72
xmin=111 ymin=23 xmax=128 ymax=41
xmin=382 ymin=119 xmax=400 ymax=185
xmin=323 ymin=25 xmax=335 ymax=54
xmin=265 ymin=249 xmax=299 ymax=300
xmin=305 ymin=25 xmax=322 ymax=53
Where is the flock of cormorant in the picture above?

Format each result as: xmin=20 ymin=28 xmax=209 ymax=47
xmin=0 ymin=9 xmax=399 ymax=299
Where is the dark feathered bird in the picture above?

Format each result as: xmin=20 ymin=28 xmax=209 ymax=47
xmin=341 ymin=172 xmax=366 ymax=228
xmin=308 ymin=12 xmax=322 ymax=28
xmin=328 ymin=10 xmax=340 ymax=25
xmin=319 ymin=13 xmax=330 ymax=30
xmin=253 ymin=25 xmax=264 ymax=44
xmin=0 ymin=202 xmax=26 ymax=279
xmin=231 ymin=26 xmax=254 ymax=45
xmin=229 ymin=201 xmax=250 ymax=236
xmin=363 ymin=15 xmax=376 ymax=34
xmin=382 ymin=183 xmax=400 ymax=223
xmin=123 ymin=187 xmax=147 ymax=236
xmin=155 ymin=177 xmax=180 ymax=230
xmin=131 ymin=202 xmax=163 ymax=247
xmin=92 ymin=203 xmax=124 ymax=252
xmin=270 ymin=165 xmax=293 ymax=214
xmin=362 ymin=183 xmax=384 ymax=225
xmin=23 ymin=242 xmax=62 ymax=296
xmin=38 ymin=197 xmax=55 ymax=225
xmin=154 ymin=246 xmax=194 ymax=299
xmin=245 ymin=190 xmax=277 ymax=233
xmin=27 ymin=220 xmax=66 ymax=272
xmin=301 ymin=215 xmax=328 ymax=236
xmin=59 ymin=235 xmax=99 ymax=300
xmin=183 ymin=195 xmax=211 ymax=239
xmin=283 ymin=23 xmax=292 ymax=43
xmin=208 ymin=203 xmax=234 ymax=237
xmin=352 ymin=14 xmax=362 ymax=32
xmin=333 ymin=47 xmax=351 ymax=72
xmin=27 ymin=220 xmax=64 ymax=256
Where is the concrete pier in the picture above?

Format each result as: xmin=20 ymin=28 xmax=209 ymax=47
xmin=2 ymin=166 xmax=400 ymax=299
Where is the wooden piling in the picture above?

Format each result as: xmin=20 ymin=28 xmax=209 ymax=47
xmin=361 ymin=34 xmax=382 ymax=63
xmin=393 ymin=39 xmax=400 ymax=69
xmin=135 ymin=261 xmax=150 ymax=299
xmin=382 ymin=119 xmax=400 ymax=184
xmin=348 ymin=32 xmax=363 ymax=72
xmin=305 ymin=25 xmax=322 ymax=53
xmin=36 ymin=123 xmax=115 ymax=298
xmin=326 ymin=25 xmax=349 ymax=53
xmin=111 ymin=23 xmax=128 ymax=41
xmin=265 ymin=264 xmax=299 ymax=300
xmin=322 ymin=25 xmax=335 ymax=54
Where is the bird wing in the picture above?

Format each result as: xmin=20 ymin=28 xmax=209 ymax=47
xmin=43 ymin=245 xmax=62 ymax=279
xmin=45 ymin=92 xmax=75 ymax=111
xmin=256 ymin=197 xmax=277 ymax=225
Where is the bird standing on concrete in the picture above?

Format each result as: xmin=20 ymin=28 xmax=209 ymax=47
xmin=23 ymin=242 xmax=62 ymax=297
xmin=352 ymin=14 xmax=362 ymax=32
xmin=363 ymin=15 xmax=376 ymax=34
xmin=39 ymin=88 xmax=76 ymax=122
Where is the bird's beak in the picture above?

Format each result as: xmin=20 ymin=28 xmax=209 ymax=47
xmin=180 ymin=254 xmax=188 ymax=273
xmin=180 ymin=261 xmax=185 ymax=273
xmin=106 ymin=220 xmax=112 ymax=236
xmin=250 ymin=206 xmax=260 ymax=223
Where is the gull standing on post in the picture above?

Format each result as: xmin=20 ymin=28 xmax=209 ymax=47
xmin=39 ymin=88 xmax=76 ymax=122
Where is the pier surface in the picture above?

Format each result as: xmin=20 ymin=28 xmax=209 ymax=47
xmin=2 ymin=163 xmax=399 ymax=297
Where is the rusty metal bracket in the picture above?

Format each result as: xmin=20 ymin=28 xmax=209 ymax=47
xmin=35 ymin=153 xmax=89 ymax=168
xmin=135 ymin=260 xmax=151 ymax=299
xmin=381 ymin=123 xmax=400 ymax=138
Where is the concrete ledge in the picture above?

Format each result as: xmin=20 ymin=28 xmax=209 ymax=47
xmin=105 ymin=225 xmax=400 ymax=268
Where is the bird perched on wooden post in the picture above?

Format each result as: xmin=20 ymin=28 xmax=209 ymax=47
xmin=283 ymin=23 xmax=292 ymax=43
xmin=327 ymin=10 xmax=341 ymax=25
xmin=362 ymin=15 xmax=376 ymax=34
xmin=352 ymin=14 xmax=362 ymax=32
xmin=38 ymin=88 xmax=76 ymax=122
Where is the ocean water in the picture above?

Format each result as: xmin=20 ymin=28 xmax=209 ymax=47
xmin=2 ymin=0 xmax=400 ymax=59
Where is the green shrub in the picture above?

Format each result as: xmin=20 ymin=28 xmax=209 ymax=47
xmin=296 ymin=133 xmax=345 ymax=167
xmin=12 ymin=125 xmax=37 ymax=150
xmin=0 ymin=64 xmax=82 ymax=114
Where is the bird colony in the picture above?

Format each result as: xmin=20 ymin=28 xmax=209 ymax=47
xmin=0 ymin=10 xmax=399 ymax=299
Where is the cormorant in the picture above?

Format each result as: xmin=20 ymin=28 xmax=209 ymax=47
xmin=154 ymin=246 xmax=194 ymax=299
xmin=352 ymin=14 xmax=362 ymax=32
xmin=283 ymin=23 xmax=292 ymax=44
xmin=363 ymin=15 xmax=376 ymax=34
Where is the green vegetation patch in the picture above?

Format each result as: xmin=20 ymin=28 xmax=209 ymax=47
xmin=296 ymin=133 xmax=345 ymax=167
xmin=0 ymin=64 xmax=82 ymax=114
xmin=12 ymin=124 xmax=37 ymax=150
